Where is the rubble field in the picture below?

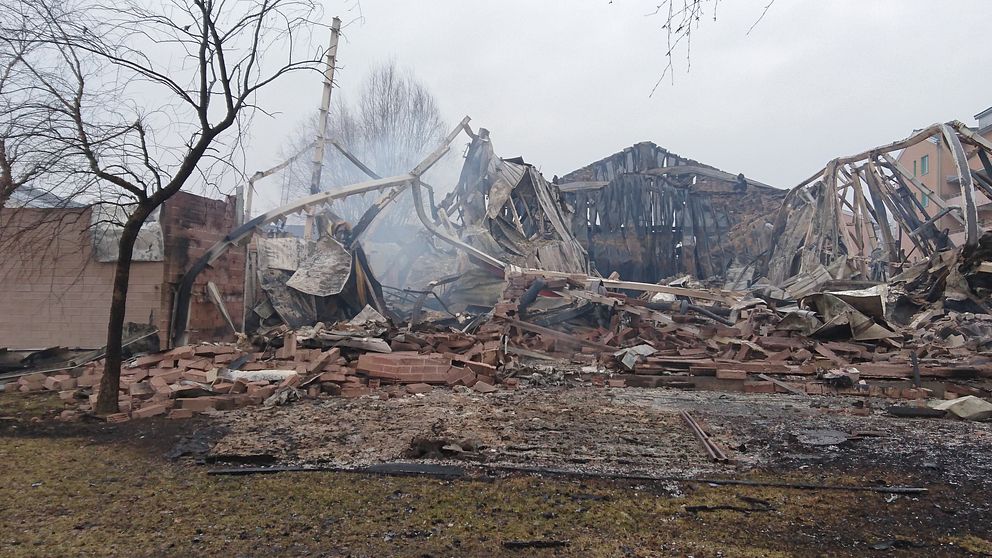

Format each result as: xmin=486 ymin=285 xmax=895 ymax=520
xmin=208 ymin=386 xmax=992 ymax=489
xmin=3 ymin=390 xmax=992 ymax=558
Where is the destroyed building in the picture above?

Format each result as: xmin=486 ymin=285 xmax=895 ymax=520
xmin=0 ymin=191 xmax=244 ymax=350
xmin=895 ymin=106 xmax=992 ymax=245
xmin=6 ymin=114 xmax=992 ymax=431
xmin=760 ymin=120 xmax=992 ymax=295
xmin=171 ymin=119 xmax=590 ymax=345
xmin=557 ymin=142 xmax=786 ymax=285
xmin=413 ymin=127 xmax=588 ymax=311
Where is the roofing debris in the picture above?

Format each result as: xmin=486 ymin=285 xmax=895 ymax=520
xmin=558 ymin=141 xmax=786 ymax=285
xmin=760 ymin=121 xmax=992 ymax=292
xmin=6 ymin=119 xmax=992 ymax=428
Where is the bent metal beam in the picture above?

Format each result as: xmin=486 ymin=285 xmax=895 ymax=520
xmin=169 ymin=174 xmax=415 ymax=347
xmin=169 ymin=116 xmax=506 ymax=347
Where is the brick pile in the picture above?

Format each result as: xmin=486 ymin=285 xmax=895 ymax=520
xmin=495 ymin=270 xmax=992 ymax=401
xmin=13 ymin=325 xmax=509 ymax=421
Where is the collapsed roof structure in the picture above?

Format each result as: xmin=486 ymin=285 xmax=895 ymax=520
xmin=170 ymin=118 xmax=589 ymax=344
xmin=379 ymin=127 xmax=588 ymax=312
xmin=759 ymin=121 xmax=992 ymax=298
xmin=557 ymin=142 xmax=786 ymax=285
xmin=166 ymin=117 xmax=992 ymax=362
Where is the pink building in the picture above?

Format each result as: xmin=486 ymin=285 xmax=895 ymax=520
xmin=896 ymin=106 xmax=992 ymax=246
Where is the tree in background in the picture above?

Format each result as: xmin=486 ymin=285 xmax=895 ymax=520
xmin=279 ymin=60 xmax=446 ymax=223
xmin=0 ymin=5 xmax=82 ymax=210
xmin=0 ymin=0 xmax=329 ymax=414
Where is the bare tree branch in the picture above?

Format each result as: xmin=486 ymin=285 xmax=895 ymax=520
xmin=646 ymin=0 xmax=774 ymax=96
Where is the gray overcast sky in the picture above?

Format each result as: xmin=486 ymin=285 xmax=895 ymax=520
xmin=244 ymin=0 xmax=990 ymax=207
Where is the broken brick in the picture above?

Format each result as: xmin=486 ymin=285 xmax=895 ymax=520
xmin=744 ymin=381 xmax=775 ymax=394
xmin=279 ymin=374 xmax=302 ymax=389
xmin=168 ymin=408 xmax=194 ymax=419
xmin=475 ymin=374 xmax=495 ymax=386
xmin=715 ymin=369 xmax=747 ymax=380
xmin=472 ymin=381 xmax=497 ymax=394
xmin=76 ymin=374 xmax=102 ymax=387
xmin=131 ymin=402 xmax=171 ymax=419
xmin=177 ymin=397 xmax=219 ymax=412
xmin=43 ymin=375 xmax=75 ymax=391
xmin=181 ymin=368 xmax=218 ymax=384
xmin=195 ymin=344 xmax=236 ymax=356
xmin=128 ymin=381 xmax=155 ymax=396
xmin=130 ymin=353 xmax=169 ymax=368
xmin=445 ymin=367 xmax=477 ymax=387
xmin=275 ymin=332 xmax=297 ymax=359
xmin=212 ymin=381 xmax=235 ymax=394
xmin=406 ymin=383 xmax=433 ymax=394
xmin=168 ymin=345 xmax=196 ymax=360
xmin=212 ymin=353 xmax=241 ymax=365
xmin=252 ymin=385 xmax=277 ymax=400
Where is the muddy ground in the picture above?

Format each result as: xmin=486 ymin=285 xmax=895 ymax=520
xmin=1 ymin=387 xmax=991 ymax=557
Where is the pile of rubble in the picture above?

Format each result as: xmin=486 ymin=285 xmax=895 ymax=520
xmin=13 ymin=306 xmax=511 ymax=421
xmin=11 ymin=234 xmax=992 ymax=423
xmin=492 ymin=258 xmax=992 ymax=404
xmin=7 ymin=120 xmax=992 ymax=423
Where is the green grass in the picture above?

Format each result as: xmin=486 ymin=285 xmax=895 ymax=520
xmin=0 ymin=390 xmax=66 ymax=419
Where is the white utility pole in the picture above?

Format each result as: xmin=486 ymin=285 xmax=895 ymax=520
xmin=304 ymin=16 xmax=342 ymax=240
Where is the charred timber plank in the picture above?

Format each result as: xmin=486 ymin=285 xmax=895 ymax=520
xmin=849 ymin=170 xmax=878 ymax=263
xmin=504 ymin=319 xmax=615 ymax=352
xmin=557 ymin=180 xmax=610 ymax=192
xmin=870 ymin=160 xmax=934 ymax=256
xmin=951 ymin=120 xmax=992 ymax=152
xmin=814 ymin=344 xmax=848 ymax=366
xmin=794 ymin=124 xmax=942 ymax=190
xmin=880 ymin=153 xmax=962 ymax=222
xmin=863 ymin=164 xmax=900 ymax=267
xmin=505 ymin=346 xmax=560 ymax=361
xmin=755 ymin=336 xmax=806 ymax=350
xmin=796 ymin=362 xmax=992 ymax=379
xmin=509 ymin=268 xmax=738 ymax=305
xmin=720 ymin=361 xmax=807 ymax=374
xmin=755 ymin=373 xmax=808 ymax=397
xmin=599 ymin=279 xmax=736 ymax=305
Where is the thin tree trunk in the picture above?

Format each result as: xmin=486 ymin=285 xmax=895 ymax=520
xmin=0 ymin=188 xmax=12 ymax=211
xmin=0 ymin=143 xmax=14 ymax=211
xmin=94 ymin=207 xmax=149 ymax=414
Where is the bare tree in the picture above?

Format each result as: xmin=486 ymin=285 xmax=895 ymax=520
xmin=0 ymin=39 xmax=42 ymax=209
xmin=279 ymin=60 xmax=446 ymax=222
xmin=0 ymin=9 xmax=78 ymax=209
xmin=1 ymin=0 xmax=327 ymax=414
xmin=351 ymin=62 xmax=446 ymax=177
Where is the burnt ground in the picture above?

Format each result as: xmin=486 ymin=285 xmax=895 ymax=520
xmin=1 ymin=387 xmax=991 ymax=557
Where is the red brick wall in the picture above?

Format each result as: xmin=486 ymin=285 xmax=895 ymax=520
xmin=0 ymin=207 xmax=164 ymax=349
xmin=158 ymin=192 xmax=245 ymax=344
